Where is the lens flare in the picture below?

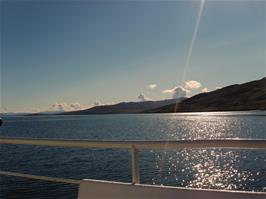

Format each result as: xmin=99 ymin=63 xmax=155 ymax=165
xmin=181 ymin=0 xmax=206 ymax=84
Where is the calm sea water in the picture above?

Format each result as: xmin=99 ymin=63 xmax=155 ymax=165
xmin=0 ymin=112 xmax=266 ymax=198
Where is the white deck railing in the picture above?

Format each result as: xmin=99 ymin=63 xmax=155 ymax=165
xmin=0 ymin=137 xmax=266 ymax=184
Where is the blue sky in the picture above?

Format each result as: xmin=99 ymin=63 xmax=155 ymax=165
xmin=1 ymin=0 xmax=265 ymax=112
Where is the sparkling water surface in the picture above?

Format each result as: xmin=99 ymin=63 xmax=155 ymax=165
xmin=0 ymin=112 xmax=265 ymax=198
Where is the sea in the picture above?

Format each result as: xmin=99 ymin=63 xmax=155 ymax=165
xmin=0 ymin=112 xmax=265 ymax=198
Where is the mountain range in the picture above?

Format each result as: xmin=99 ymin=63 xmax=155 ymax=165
xmin=146 ymin=77 xmax=266 ymax=113
xmin=59 ymin=98 xmax=186 ymax=115
xmin=26 ymin=77 xmax=266 ymax=116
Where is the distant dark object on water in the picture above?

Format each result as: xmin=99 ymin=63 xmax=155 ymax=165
xmin=0 ymin=118 xmax=2 ymax=126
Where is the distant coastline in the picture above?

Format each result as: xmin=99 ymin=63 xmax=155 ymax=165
xmin=146 ymin=77 xmax=266 ymax=113
xmin=24 ymin=77 xmax=266 ymax=116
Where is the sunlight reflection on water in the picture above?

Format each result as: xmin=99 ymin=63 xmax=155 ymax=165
xmin=161 ymin=115 xmax=242 ymax=139
xmin=1 ymin=112 xmax=265 ymax=197
xmin=151 ymin=149 xmax=265 ymax=191
xmin=150 ymin=114 xmax=266 ymax=190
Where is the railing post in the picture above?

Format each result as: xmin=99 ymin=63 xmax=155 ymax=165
xmin=131 ymin=145 xmax=139 ymax=184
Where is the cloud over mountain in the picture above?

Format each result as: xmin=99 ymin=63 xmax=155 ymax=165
xmin=47 ymin=102 xmax=86 ymax=113
xmin=185 ymin=80 xmax=202 ymax=90
xmin=148 ymin=84 xmax=157 ymax=89
xmin=94 ymin=101 xmax=103 ymax=106
xmin=202 ymin=87 xmax=209 ymax=92
xmin=162 ymin=86 xmax=188 ymax=99
xmin=138 ymin=93 xmax=151 ymax=102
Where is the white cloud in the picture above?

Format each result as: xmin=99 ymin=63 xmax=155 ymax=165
xmin=162 ymin=89 xmax=173 ymax=94
xmin=215 ymin=86 xmax=222 ymax=90
xmin=94 ymin=101 xmax=103 ymax=106
xmin=1 ymin=103 xmax=87 ymax=114
xmin=148 ymin=84 xmax=157 ymax=89
xmin=138 ymin=93 xmax=152 ymax=102
xmin=162 ymin=86 xmax=189 ymax=99
xmin=69 ymin=102 xmax=84 ymax=110
xmin=93 ymin=101 xmax=115 ymax=106
xmin=46 ymin=102 xmax=86 ymax=113
xmin=185 ymin=80 xmax=201 ymax=90
xmin=48 ymin=103 xmax=65 ymax=112
xmin=202 ymin=87 xmax=209 ymax=93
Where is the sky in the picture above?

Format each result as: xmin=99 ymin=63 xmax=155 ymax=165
xmin=1 ymin=0 xmax=265 ymax=113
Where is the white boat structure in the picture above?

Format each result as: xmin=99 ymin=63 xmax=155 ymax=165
xmin=0 ymin=137 xmax=266 ymax=199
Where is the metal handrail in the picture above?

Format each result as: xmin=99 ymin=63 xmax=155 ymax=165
xmin=0 ymin=170 xmax=80 ymax=184
xmin=1 ymin=137 xmax=266 ymax=184
xmin=1 ymin=137 xmax=266 ymax=149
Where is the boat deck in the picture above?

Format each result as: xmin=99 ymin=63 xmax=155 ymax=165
xmin=1 ymin=137 xmax=266 ymax=199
